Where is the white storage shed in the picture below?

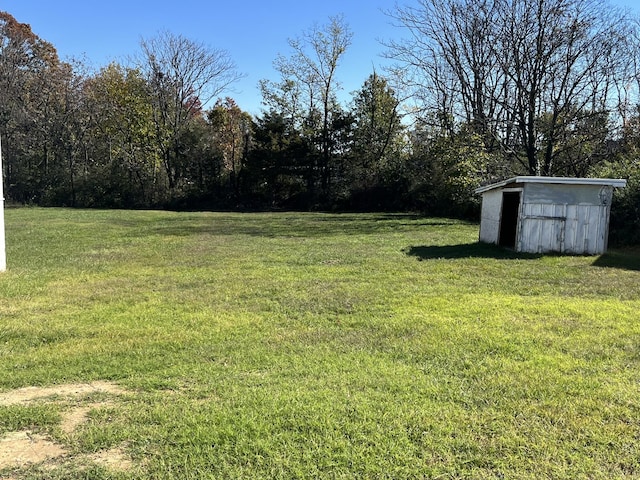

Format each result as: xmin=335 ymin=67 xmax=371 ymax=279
xmin=475 ymin=176 xmax=627 ymax=255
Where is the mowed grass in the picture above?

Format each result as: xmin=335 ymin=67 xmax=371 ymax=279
xmin=1 ymin=208 xmax=639 ymax=479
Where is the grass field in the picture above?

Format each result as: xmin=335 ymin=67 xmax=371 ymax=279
xmin=0 ymin=208 xmax=639 ymax=479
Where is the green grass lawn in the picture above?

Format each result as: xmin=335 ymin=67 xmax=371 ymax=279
xmin=1 ymin=208 xmax=639 ymax=479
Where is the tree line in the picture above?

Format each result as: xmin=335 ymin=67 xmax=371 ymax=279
xmin=1 ymin=1 xmax=639 ymax=242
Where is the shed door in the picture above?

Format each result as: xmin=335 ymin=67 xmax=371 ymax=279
xmin=499 ymin=192 xmax=521 ymax=248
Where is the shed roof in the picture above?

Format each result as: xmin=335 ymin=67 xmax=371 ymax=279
xmin=474 ymin=176 xmax=627 ymax=194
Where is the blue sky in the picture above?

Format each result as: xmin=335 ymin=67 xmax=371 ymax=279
xmin=3 ymin=0 xmax=639 ymax=116
xmin=2 ymin=0 xmax=398 ymax=115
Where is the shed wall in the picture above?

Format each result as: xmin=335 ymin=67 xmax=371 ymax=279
xmin=524 ymin=183 xmax=606 ymax=205
xmin=518 ymin=183 xmax=612 ymax=254
xmin=518 ymin=202 xmax=610 ymax=254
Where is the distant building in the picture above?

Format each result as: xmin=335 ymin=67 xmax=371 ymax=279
xmin=475 ymin=177 xmax=627 ymax=255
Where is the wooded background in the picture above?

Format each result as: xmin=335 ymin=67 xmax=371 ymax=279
xmin=1 ymin=0 xmax=639 ymax=244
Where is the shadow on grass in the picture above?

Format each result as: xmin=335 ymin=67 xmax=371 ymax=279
xmin=592 ymin=249 xmax=640 ymax=271
xmin=403 ymin=242 xmax=542 ymax=261
xmin=137 ymin=213 xmax=472 ymax=239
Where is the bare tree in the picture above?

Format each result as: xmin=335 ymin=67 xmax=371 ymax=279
xmin=494 ymin=0 xmax=630 ymax=175
xmin=385 ymin=0 xmax=506 ymax=139
xmin=386 ymin=0 xmax=635 ymax=176
xmin=137 ymin=31 xmax=243 ymax=191
xmin=261 ymin=16 xmax=353 ymax=197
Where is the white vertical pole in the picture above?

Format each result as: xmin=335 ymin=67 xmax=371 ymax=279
xmin=0 ymin=134 xmax=6 ymax=272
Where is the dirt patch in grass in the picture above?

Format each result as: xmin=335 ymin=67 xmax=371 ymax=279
xmin=90 ymin=446 xmax=133 ymax=471
xmin=0 ymin=381 xmax=126 ymax=406
xmin=0 ymin=431 xmax=66 ymax=469
xmin=60 ymin=402 xmax=111 ymax=435
xmin=0 ymin=381 xmax=132 ymax=475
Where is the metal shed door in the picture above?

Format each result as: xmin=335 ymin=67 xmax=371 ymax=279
xmin=499 ymin=191 xmax=521 ymax=248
